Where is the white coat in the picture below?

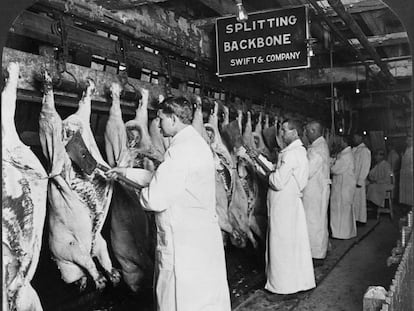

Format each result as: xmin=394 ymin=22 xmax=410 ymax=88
xmin=399 ymin=146 xmax=413 ymax=206
xmin=303 ymin=136 xmax=331 ymax=259
xmin=367 ymin=160 xmax=393 ymax=207
xmin=330 ymin=146 xmax=357 ymax=239
xmin=265 ymin=139 xmax=315 ymax=294
xmin=140 ymin=125 xmax=231 ymax=311
xmin=352 ymin=143 xmax=371 ymax=223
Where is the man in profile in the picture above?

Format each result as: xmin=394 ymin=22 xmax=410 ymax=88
xmin=303 ymin=120 xmax=331 ymax=267
xmin=262 ymin=119 xmax=315 ymax=300
xmin=106 ymin=97 xmax=231 ymax=311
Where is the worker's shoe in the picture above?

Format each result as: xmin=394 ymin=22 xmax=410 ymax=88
xmin=312 ymin=258 xmax=325 ymax=267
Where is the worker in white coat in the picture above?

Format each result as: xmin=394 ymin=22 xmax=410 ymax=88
xmin=352 ymin=131 xmax=371 ymax=224
xmin=399 ymin=134 xmax=413 ymax=206
xmin=263 ymin=119 xmax=315 ymax=299
xmin=106 ymin=97 xmax=231 ymax=311
xmin=303 ymin=121 xmax=331 ymax=264
xmin=330 ymin=135 xmax=357 ymax=239
xmin=367 ymin=150 xmax=393 ymax=208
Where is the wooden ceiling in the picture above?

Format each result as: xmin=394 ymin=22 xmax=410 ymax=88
xmin=87 ymin=0 xmax=411 ymax=92
xmin=9 ymin=0 xmax=412 ymax=129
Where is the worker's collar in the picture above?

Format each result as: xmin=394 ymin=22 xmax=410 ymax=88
xmin=169 ymin=125 xmax=194 ymax=146
xmin=311 ymin=136 xmax=325 ymax=147
xmin=282 ymin=138 xmax=303 ymax=153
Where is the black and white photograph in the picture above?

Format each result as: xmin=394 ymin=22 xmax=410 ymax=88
xmin=1 ymin=0 xmax=413 ymax=310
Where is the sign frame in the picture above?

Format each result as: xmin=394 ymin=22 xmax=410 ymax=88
xmin=215 ymin=5 xmax=311 ymax=77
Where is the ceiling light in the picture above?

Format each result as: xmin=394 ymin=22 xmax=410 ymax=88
xmin=236 ymin=0 xmax=248 ymax=22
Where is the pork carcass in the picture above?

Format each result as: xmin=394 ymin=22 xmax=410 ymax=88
xmin=220 ymin=110 xmax=258 ymax=248
xmin=238 ymin=111 xmax=265 ymax=241
xmin=253 ymin=112 xmax=270 ymax=158
xmin=2 ymin=62 xmax=47 ymax=311
xmin=123 ymin=89 xmax=163 ymax=167
xmin=39 ymin=73 xmax=119 ymax=291
xmin=149 ymin=95 xmax=170 ymax=156
xmin=205 ymin=102 xmax=240 ymax=242
xmin=104 ymin=83 xmax=128 ymax=167
xmin=106 ymin=87 xmax=157 ymax=292
xmin=192 ymin=95 xmax=209 ymax=142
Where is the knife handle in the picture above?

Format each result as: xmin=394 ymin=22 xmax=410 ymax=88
xmin=96 ymin=163 xmax=143 ymax=190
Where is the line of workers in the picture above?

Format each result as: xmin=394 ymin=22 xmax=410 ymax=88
xmin=105 ymin=96 xmax=413 ymax=311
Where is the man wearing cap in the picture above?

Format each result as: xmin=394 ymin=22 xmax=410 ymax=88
xmin=352 ymin=131 xmax=371 ymax=224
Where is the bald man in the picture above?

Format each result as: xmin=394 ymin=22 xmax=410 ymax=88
xmin=303 ymin=121 xmax=331 ymax=265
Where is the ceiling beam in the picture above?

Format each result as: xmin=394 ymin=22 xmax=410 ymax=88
xmin=323 ymin=0 xmax=387 ymax=15
xmin=35 ymin=0 xmax=212 ymax=60
xmin=314 ymin=31 xmax=409 ymax=53
xmin=326 ymin=0 xmax=396 ymax=83
xmin=345 ymin=31 xmax=408 ymax=48
xmin=271 ymin=58 xmax=411 ymax=87
xmin=197 ymin=0 xmax=237 ymax=15
xmin=92 ymin=0 xmax=168 ymax=10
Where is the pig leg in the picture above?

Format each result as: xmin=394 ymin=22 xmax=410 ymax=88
xmin=93 ymin=235 xmax=121 ymax=286
xmin=69 ymin=248 xmax=107 ymax=291
xmin=14 ymin=283 xmax=43 ymax=311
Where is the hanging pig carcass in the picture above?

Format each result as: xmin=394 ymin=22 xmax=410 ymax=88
xmin=205 ymin=102 xmax=241 ymax=244
xmin=105 ymin=86 xmax=160 ymax=292
xmin=38 ymin=72 xmax=120 ymax=291
xmin=2 ymin=62 xmax=48 ymax=311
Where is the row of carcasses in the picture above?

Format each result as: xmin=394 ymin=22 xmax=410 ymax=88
xmin=2 ymin=61 xmax=281 ymax=311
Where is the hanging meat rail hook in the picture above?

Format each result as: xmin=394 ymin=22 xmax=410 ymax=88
xmin=160 ymin=52 xmax=173 ymax=97
xmin=53 ymin=15 xmax=78 ymax=90
xmin=118 ymin=37 xmax=141 ymax=101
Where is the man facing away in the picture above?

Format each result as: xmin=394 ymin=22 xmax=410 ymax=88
xmin=303 ymin=121 xmax=331 ymax=266
xmin=261 ymin=119 xmax=315 ymax=300
xmin=106 ymin=97 xmax=231 ymax=311
xmin=352 ymin=131 xmax=371 ymax=224
xmin=367 ymin=150 xmax=393 ymax=209
xmin=330 ymin=135 xmax=357 ymax=239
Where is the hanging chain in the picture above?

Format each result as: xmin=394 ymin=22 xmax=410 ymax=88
xmin=53 ymin=15 xmax=77 ymax=88
xmin=160 ymin=52 xmax=172 ymax=97
xmin=118 ymin=37 xmax=139 ymax=99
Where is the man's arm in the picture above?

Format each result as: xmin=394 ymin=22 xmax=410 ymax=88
xmin=268 ymin=153 xmax=294 ymax=191
xmin=357 ymin=148 xmax=371 ymax=186
xmin=140 ymin=156 xmax=186 ymax=212
xmin=308 ymin=149 xmax=323 ymax=179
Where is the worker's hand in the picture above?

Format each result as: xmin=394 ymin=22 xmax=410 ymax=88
xmin=143 ymin=158 xmax=155 ymax=172
xmin=246 ymin=148 xmax=259 ymax=159
xmin=105 ymin=167 xmax=127 ymax=180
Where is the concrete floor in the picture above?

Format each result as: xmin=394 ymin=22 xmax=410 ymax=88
xmin=296 ymin=217 xmax=400 ymax=311
xmin=235 ymin=204 xmax=409 ymax=311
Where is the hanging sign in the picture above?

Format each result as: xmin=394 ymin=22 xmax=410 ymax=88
xmin=215 ymin=6 xmax=310 ymax=77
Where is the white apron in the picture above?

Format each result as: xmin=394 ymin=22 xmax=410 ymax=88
xmin=303 ymin=136 xmax=331 ymax=259
xmin=352 ymin=143 xmax=371 ymax=223
xmin=330 ymin=147 xmax=357 ymax=239
xmin=265 ymin=139 xmax=315 ymax=294
xmin=399 ymin=146 xmax=413 ymax=206
xmin=140 ymin=126 xmax=231 ymax=311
